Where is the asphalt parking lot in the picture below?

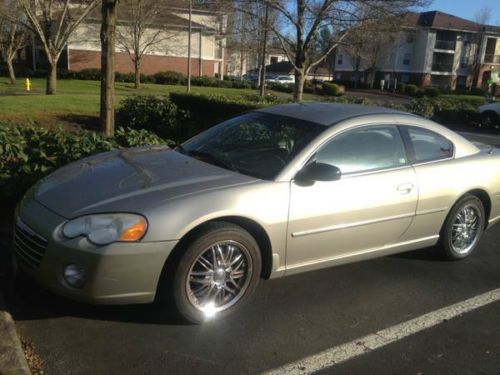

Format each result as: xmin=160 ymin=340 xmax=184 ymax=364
xmin=1 ymin=130 xmax=500 ymax=374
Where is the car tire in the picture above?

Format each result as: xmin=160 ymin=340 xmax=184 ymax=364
xmin=171 ymin=222 xmax=261 ymax=324
xmin=480 ymin=111 xmax=498 ymax=129
xmin=439 ymin=195 xmax=485 ymax=260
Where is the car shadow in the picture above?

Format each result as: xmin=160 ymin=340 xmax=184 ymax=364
xmin=2 ymin=275 xmax=191 ymax=326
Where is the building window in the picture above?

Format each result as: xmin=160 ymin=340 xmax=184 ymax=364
xmin=337 ymin=54 xmax=343 ymax=65
xmin=270 ymin=56 xmax=278 ymax=64
xmin=400 ymin=74 xmax=410 ymax=83
xmin=403 ymin=53 xmax=411 ymax=65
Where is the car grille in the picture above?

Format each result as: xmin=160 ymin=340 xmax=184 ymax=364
xmin=14 ymin=218 xmax=48 ymax=270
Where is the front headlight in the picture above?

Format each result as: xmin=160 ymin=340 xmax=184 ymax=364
xmin=62 ymin=213 xmax=148 ymax=245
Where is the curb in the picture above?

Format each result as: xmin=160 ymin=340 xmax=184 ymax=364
xmin=0 ymin=285 xmax=31 ymax=374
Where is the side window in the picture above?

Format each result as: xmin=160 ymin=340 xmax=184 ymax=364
xmin=407 ymin=127 xmax=453 ymax=163
xmin=315 ymin=126 xmax=408 ymax=174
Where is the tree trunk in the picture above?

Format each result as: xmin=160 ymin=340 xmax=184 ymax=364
xmin=294 ymin=69 xmax=306 ymax=102
xmin=46 ymin=62 xmax=57 ymax=95
xmin=6 ymin=57 xmax=16 ymax=85
xmin=100 ymin=0 xmax=118 ymax=137
xmin=134 ymin=59 xmax=141 ymax=89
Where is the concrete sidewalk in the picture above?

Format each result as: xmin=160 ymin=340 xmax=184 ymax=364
xmin=0 ymin=239 xmax=30 ymax=374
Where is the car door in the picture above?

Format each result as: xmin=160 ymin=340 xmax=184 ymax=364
xmin=286 ymin=125 xmax=418 ymax=270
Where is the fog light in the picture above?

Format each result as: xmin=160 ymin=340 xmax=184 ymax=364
xmin=63 ymin=264 xmax=87 ymax=288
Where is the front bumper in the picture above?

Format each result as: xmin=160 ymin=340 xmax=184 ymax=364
xmin=14 ymin=198 xmax=178 ymax=305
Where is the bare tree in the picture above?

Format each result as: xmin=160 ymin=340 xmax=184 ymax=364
xmin=0 ymin=0 xmax=29 ymax=84
xmin=101 ymin=0 xmax=118 ymax=137
xmin=259 ymin=0 xmax=429 ymax=101
xmin=17 ymin=0 xmax=99 ymax=94
xmin=342 ymin=12 xmax=402 ymax=88
xmin=116 ymin=0 xmax=173 ymax=89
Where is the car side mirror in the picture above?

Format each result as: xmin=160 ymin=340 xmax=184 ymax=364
xmin=296 ymin=162 xmax=342 ymax=182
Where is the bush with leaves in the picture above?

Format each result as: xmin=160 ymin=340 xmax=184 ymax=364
xmin=405 ymin=84 xmax=419 ymax=96
xmin=322 ymin=82 xmax=344 ymax=96
xmin=0 ymin=124 xmax=172 ymax=205
xmin=152 ymin=71 xmax=186 ymax=85
xmin=117 ymin=95 xmax=188 ymax=140
xmin=424 ymin=87 xmax=440 ymax=97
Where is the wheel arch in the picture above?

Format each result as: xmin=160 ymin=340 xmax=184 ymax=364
xmin=162 ymin=216 xmax=274 ymax=283
xmin=457 ymin=189 xmax=492 ymax=229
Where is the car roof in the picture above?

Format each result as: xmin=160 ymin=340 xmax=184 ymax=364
xmin=255 ymin=102 xmax=409 ymax=126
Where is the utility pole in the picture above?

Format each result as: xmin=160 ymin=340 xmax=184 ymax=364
xmin=187 ymin=0 xmax=192 ymax=93
xmin=259 ymin=2 xmax=269 ymax=97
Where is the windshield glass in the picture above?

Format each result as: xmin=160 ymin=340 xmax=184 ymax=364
xmin=180 ymin=112 xmax=325 ymax=180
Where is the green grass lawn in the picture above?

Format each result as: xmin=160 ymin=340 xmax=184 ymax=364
xmin=0 ymin=77 xmax=264 ymax=115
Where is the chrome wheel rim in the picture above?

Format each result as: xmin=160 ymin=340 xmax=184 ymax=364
xmin=451 ymin=204 xmax=481 ymax=254
xmin=186 ymin=240 xmax=252 ymax=314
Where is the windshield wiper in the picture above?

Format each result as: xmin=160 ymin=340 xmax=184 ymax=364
xmin=185 ymin=150 xmax=239 ymax=172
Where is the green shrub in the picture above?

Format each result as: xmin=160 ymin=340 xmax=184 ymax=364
xmin=397 ymin=82 xmax=407 ymax=94
xmin=452 ymin=87 xmax=484 ymax=96
xmin=321 ymin=82 xmax=344 ymax=96
xmin=114 ymin=127 xmax=174 ymax=147
xmin=424 ymin=87 xmax=440 ymax=97
xmin=404 ymin=84 xmax=419 ymax=96
xmin=403 ymin=98 xmax=436 ymax=118
xmin=0 ymin=123 xmax=172 ymax=204
xmin=153 ymin=71 xmax=186 ymax=85
xmin=117 ymin=95 xmax=187 ymax=140
xmin=0 ymin=64 xmax=34 ymax=78
xmin=169 ymin=93 xmax=266 ymax=136
xmin=267 ymin=82 xmax=294 ymax=93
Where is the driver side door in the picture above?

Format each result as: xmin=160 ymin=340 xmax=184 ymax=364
xmin=286 ymin=125 xmax=418 ymax=272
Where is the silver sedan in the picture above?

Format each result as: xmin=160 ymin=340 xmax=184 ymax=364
xmin=14 ymin=103 xmax=500 ymax=323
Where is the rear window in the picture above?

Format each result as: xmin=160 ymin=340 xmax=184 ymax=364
xmin=407 ymin=127 xmax=453 ymax=163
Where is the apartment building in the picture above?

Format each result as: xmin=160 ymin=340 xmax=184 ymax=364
xmin=334 ymin=11 xmax=500 ymax=90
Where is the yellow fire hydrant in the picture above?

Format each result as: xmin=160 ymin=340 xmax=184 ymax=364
xmin=25 ymin=78 xmax=31 ymax=92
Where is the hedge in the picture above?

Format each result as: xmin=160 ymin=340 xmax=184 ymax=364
xmin=169 ymin=92 xmax=284 ymax=137
xmin=321 ymin=82 xmax=345 ymax=96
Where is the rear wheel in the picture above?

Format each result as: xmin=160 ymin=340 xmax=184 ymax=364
xmin=171 ymin=222 xmax=261 ymax=323
xmin=439 ymin=195 xmax=485 ymax=260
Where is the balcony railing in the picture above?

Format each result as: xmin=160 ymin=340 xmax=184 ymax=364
xmin=434 ymin=40 xmax=456 ymax=51
xmin=432 ymin=63 xmax=453 ymax=72
xmin=484 ymin=54 xmax=500 ymax=64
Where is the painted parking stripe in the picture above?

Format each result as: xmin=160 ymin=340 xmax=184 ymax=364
xmin=263 ymin=287 xmax=500 ymax=375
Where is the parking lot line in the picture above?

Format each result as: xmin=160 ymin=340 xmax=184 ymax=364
xmin=263 ymin=287 xmax=500 ymax=375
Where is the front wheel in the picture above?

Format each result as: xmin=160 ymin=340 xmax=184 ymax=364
xmin=172 ymin=222 xmax=261 ymax=323
xmin=439 ymin=195 xmax=485 ymax=260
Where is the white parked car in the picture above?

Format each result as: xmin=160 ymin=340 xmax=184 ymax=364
xmin=477 ymin=102 xmax=500 ymax=128
xmin=266 ymin=75 xmax=295 ymax=84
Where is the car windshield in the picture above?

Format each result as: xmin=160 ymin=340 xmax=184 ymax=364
xmin=179 ymin=112 xmax=325 ymax=180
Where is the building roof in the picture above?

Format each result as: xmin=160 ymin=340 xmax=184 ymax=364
xmin=404 ymin=10 xmax=500 ymax=34
xmin=256 ymin=103 xmax=406 ymax=126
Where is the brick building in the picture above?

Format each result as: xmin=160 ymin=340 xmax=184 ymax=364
xmin=29 ymin=6 xmax=227 ymax=77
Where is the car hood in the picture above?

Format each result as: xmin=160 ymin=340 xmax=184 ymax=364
xmin=31 ymin=146 xmax=257 ymax=218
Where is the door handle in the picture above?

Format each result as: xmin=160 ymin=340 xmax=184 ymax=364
xmin=397 ymin=183 xmax=414 ymax=194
